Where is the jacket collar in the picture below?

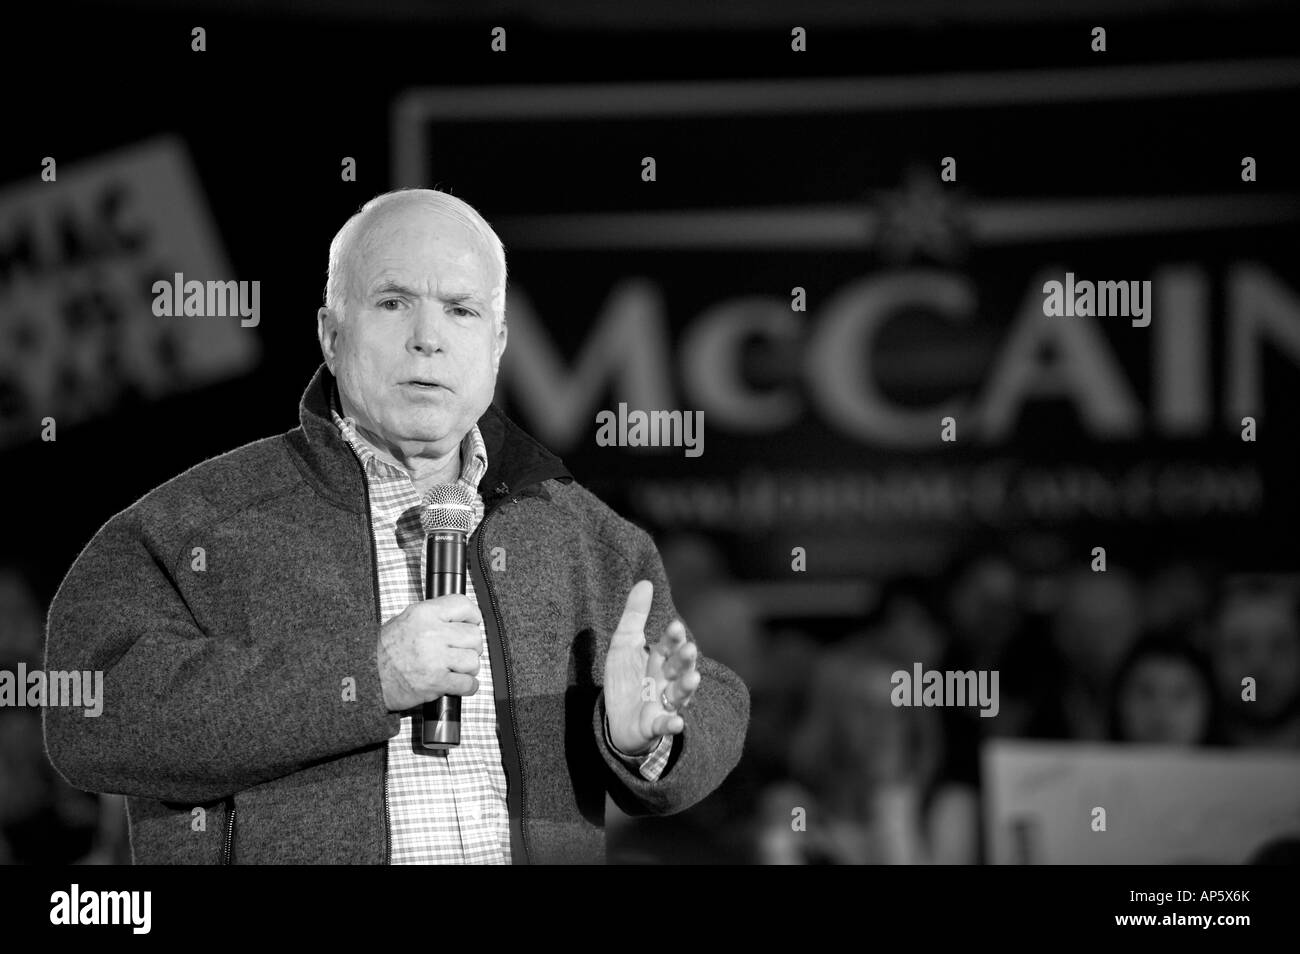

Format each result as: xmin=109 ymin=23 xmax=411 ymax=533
xmin=287 ymin=362 xmax=572 ymax=514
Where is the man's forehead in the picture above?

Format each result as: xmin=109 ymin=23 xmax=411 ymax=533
xmin=350 ymin=215 xmax=494 ymax=287
xmin=360 ymin=205 xmax=483 ymax=252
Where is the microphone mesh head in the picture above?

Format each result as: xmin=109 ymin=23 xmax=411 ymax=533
xmin=420 ymin=483 xmax=476 ymax=534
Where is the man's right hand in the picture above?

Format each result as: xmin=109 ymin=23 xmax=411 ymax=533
xmin=376 ymin=595 xmax=484 ymax=712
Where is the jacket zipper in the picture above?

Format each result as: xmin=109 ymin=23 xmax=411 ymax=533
xmin=222 ymin=799 xmax=235 ymax=864
xmin=474 ymin=502 xmax=531 ymax=864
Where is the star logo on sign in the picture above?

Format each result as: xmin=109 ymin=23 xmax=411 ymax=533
xmin=870 ymin=166 xmax=971 ymax=265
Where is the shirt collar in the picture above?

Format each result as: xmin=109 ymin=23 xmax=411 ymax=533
xmin=330 ymin=407 xmax=489 ymax=493
xmin=290 ymin=364 xmax=571 ymax=514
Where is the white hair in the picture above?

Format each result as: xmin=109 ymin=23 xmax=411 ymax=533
xmin=323 ymin=188 xmax=508 ymax=317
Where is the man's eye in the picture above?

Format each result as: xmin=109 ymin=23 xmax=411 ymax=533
xmin=450 ymin=306 xmax=477 ymax=317
xmin=379 ymin=299 xmax=403 ymax=311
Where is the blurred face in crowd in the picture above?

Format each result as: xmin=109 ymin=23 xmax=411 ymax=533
xmin=1213 ymin=594 xmax=1300 ymax=720
xmin=1116 ymin=655 xmax=1211 ymax=745
xmin=805 ymin=656 xmax=915 ymax=787
xmin=318 ymin=199 xmax=507 ymax=461
xmin=0 ymin=570 xmax=43 ymax=665
xmin=950 ymin=557 xmax=1020 ymax=653
xmin=1144 ymin=564 xmax=1210 ymax=635
xmin=1055 ymin=572 xmax=1142 ymax=681
xmin=880 ymin=596 xmax=946 ymax=669
xmin=0 ymin=715 xmax=49 ymax=823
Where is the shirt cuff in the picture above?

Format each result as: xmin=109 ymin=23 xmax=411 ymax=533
xmin=604 ymin=713 xmax=674 ymax=781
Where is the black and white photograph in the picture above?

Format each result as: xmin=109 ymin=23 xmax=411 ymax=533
xmin=0 ymin=0 xmax=1297 ymax=938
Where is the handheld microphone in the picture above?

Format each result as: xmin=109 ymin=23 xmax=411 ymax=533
xmin=419 ymin=483 xmax=476 ymax=749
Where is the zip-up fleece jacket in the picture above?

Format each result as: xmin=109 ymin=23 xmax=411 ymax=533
xmin=42 ymin=364 xmax=750 ymax=864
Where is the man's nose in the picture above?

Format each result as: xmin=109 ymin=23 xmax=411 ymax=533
xmin=407 ymin=302 xmax=447 ymax=355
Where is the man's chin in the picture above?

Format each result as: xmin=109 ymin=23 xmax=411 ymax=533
xmin=396 ymin=429 xmax=457 ymax=449
xmin=391 ymin=415 xmax=464 ymax=448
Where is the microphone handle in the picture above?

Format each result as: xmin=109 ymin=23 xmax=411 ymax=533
xmin=421 ymin=531 xmax=467 ymax=749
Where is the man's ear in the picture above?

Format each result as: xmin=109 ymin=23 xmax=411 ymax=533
xmin=317 ymin=306 xmax=339 ymax=371
xmin=493 ymin=316 xmax=508 ymax=373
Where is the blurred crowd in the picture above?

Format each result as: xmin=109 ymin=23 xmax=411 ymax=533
xmin=4 ymin=537 xmax=1299 ymax=865
xmin=609 ymin=535 xmax=1300 ymax=864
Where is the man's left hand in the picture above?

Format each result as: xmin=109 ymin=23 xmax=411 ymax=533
xmin=604 ymin=580 xmax=701 ymax=756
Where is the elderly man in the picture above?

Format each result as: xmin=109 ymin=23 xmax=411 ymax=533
xmin=42 ymin=188 xmax=750 ymax=864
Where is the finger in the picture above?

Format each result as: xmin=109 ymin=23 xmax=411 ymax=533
xmin=427 ymin=595 xmax=483 ymax=626
xmin=668 ymin=669 xmax=702 ymax=709
xmin=662 ymin=638 xmax=698 ymax=679
xmin=662 ymin=664 xmax=701 ymax=707
xmin=448 ymin=647 xmax=481 ymax=676
xmin=447 ymin=674 xmax=479 ymax=696
xmin=613 ymin=580 xmax=654 ymax=641
xmin=644 ymin=644 xmax=666 ymax=684
xmin=650 ymin=712 xmax=686 ymax=737
xmin=652 ymin=619 xmax=689 ymax=660
xmin=446 ymin=623 xmax=486 ymax=650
